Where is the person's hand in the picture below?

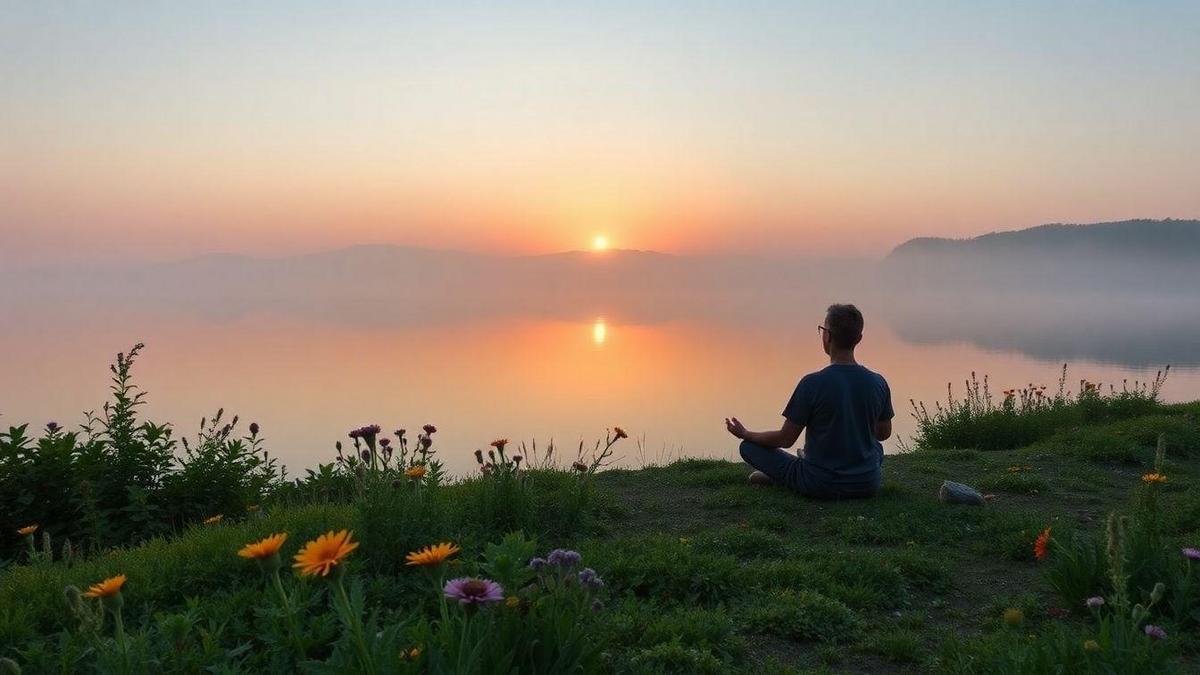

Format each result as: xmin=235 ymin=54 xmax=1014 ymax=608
xmin=725 ymin=417 xmax=746 ymax=439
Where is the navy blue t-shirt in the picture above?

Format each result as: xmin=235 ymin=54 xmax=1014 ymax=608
xmin=782 ymin=364 xmax=893 ymax=479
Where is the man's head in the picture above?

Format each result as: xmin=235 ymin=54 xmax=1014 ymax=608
xmin=821 ymin=304 xmax=864 ymax=354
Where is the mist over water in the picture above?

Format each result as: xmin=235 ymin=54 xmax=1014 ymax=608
xmin=3 ymin=245 xmax=1198 ymax=476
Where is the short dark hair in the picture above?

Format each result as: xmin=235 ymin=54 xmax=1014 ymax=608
xmin=825 ymin=304 xmax=863 ymax=350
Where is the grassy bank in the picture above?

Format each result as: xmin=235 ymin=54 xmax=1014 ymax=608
xmin=2 ymin=398 xmax=1199 ymax=672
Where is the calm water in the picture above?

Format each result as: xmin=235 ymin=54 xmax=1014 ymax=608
xmin=2 ymin=291 xmax=1198 ymax=477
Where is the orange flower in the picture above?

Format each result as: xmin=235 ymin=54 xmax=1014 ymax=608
xmin=1142 ymin=472 xmax=1168 ymax=484
xmin=405 ymin=542 xmax=460 ymax=567
xmin=293 ymin=530 xmax=358 ymax=577
xmin=204 ymin=514 xmax=223 ymax=526
xmin=613 ymin=426 xmax=628 ymax=440
xmin=238 ymin=533 xmax=288 ymax=560
xmin=83 ymin=574 xmax=127 ymax=599
xmin=1034 ymin=528 xmax=1052 ymax=562
xmin=404 ymin=465 xmax=427 ymax=479
xmin=490 ymin=439 xmax=509 ymax=450
xmin=17 ymin=524 xmax=38 ymax=537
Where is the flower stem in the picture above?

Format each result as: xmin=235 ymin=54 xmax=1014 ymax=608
xmin=271 ymin=570 xmax=306 ymax=660
xmin=332 ymin=578 xmax=373 ymax=672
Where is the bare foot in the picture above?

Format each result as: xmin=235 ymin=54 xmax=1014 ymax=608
xmin=748 ymin=470 xmax=773 ymax=486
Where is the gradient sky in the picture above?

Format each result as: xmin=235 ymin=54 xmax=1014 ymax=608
xmin=3 ymin=1 xmax=1199 ymax=264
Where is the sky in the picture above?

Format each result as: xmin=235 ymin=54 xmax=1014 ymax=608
xmin=3 ymin=1 xmax=1199 ymax=265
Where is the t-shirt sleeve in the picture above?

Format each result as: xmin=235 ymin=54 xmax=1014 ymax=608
xmin=880 ymin=378 xmax=895 ymax=421
xmin=782 ymin=378 xmax=812 ymax=426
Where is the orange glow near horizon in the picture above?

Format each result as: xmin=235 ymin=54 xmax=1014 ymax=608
xmin=592 ymin=235 xmax=610 ymax=251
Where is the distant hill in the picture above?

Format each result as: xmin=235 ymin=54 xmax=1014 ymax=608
xmin=883 ymin=219 xmax=1200 ymax=291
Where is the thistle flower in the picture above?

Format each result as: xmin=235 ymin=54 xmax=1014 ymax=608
xmin=490 ymin=439 xmax=508 ymax=450
xmin=404 ymin=465 xmax=427 ymax=479
xmin=249 ymin=422 xmax=260 ymax=436
xmin=577 ymin=567 xmax=605 ymax=590
xmin=1085 ymin=596 xmax=1105 ymax=610
xmin=512 ymin=455 xmax=522 ymax=466
xmin=529 ymin=557 xmax=547 ymax=570
xmin=360 ymin=449 xmax=371 ymax=461
xmin=1183 ymin=548 xmax=1200 ymax=560
xmin=395 ymin=428 xmax=406 ymax=438
xmin=443 ymin=577 xmax=504 ymax=606
xmin=613 ymin=426 xmax=628 ymax=440
xmin=204 ymin=514 xmax=224 ymax=526
xmin=546 ymin=549 xmax=582 ymax=568
xmin=17 ymin=524 xmax=38 ymax=537
xmin=1034 ymin=528 xmax=1051 ymax=562
xmin=1144 ymin=624 xmax=1167 ymax=640
xmin=423 ymin=424 xmax=437 ymax=435
xmin=421 ymin=435 xmax=433 ymax=450
xmin=474 ymin=449 xmax=484 ymax=464
xmin=406 ymin=542 xmax=460 ymax=567
xmin=292 ymin=530 xmax=358 ymax=577
xmin=46 ymin=421 xmax=61 ymax=433
xmin=380 ymin=437 xmax=391 ymax=448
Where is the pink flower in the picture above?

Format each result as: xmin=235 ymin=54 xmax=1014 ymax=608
xmin=1085 ymin=596 xmax=1105 ymax=610
xmin=443 ymin=577 xmax=504 ymax=606
xmin=1144 ymin=624 xmax=1167 ymax=640
xmin=1182 ymin=548 xmax=1200 ymax=561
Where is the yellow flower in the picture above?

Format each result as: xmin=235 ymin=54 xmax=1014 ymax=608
xmin=1003 ymin=608 xmax=1024 ymax=626
xmin=613 ymin=426 xmax=628 ymax=440
xmin=404 ymin=465 xmax=427 ymax=479
xmin=505 ymin=595 xmax=521 ymax=609
xmin=17 ymin=524 xmax=38 ymax=537
xmin=404 ymin=646 xmax=422 ymax=661
xmin=1142 ymin=472 xmax=1168 ymax=484
xmin=204 ymin=514 xmax=224 ymax=526
xmin=238 ymin=533 xmax=288 ymax=560
xmin=1083 ymin=639 xmax=1101 ymax=653
xmin=83 ymin=574 xmax=127 ymax=599
xmin=293 ymin=530 xmax=359 ymax=577
xmin=405 ymin=542 xmax=460 ymax=567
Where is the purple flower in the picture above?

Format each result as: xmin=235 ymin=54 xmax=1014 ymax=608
xmin=547 ymin=549 xmax=582 ymax=568
xmin=45 ymin=421 xmax=61 ymax=433
xmin=349 ymin=429 xmax=362 ymax=440
xmin=577 ymin=567 xmax=605 ymax=590
xmin=360 ymin=449 xmax=371 ymax=461
xmin=1183 ymin=548 xmax=1200 ymax=561
xmin=1085 ymin=596 xmax=1105 ymax=610
xmin=395 ymin=429 xmax=406 ymax=438
xmin=423 ymin=424 xmax=437 ymax=435
xmin=249 ymin=422 xmax=260 ymax=436
xmin=529 ymin=557 xmax=547 ymax=571
xmin=1144 ymin=624 xmax=1167 ymax=640
xmin=444 ymin=577 xmax=504 ymax=606
xmin=380 ymin=438 xmax=391 ymax=447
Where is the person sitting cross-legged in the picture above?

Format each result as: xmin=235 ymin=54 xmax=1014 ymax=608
xmin=724 ymin=303 xmax=893 ymax=499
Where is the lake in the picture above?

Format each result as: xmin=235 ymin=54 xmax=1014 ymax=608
xmin=3 ymin=285 xmax=1198 ymax=477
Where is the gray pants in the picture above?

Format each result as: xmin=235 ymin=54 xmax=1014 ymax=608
xmin=738 ymin=440 xmax=880 ymax=499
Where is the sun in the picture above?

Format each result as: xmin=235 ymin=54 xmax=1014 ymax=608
xmin=591 ymin=235 xmax=609 ymax=251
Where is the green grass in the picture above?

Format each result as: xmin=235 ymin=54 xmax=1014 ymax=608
xmin=4 ymin=405 xmax=1200 ymax=672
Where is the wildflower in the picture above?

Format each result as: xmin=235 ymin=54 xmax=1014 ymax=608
xmin=46 ymin=421 xmax=61 ymax=433
xmin=491 ymin=439 xmax=508 ymax=450
xmin=529 ymin=557 xmax=547 ymax=571
xmin=17 ymin=524 xmax=38 ymax=537
xmin=249 ymin=422 xmax=260 ymax=436
xmin=395 ymin=428 xmax=406 ymax=439
xmin=420 ymin=435 xmax=433 ymax=450
xmin=83 ymin=574 xmax=127 ymax=600
xmin=380 ymin=437 xmax=391 ymax=448
xmin=204 ymin=514 xmax=224 ymax=526
xmin=1142 ymin=472 xmax=1168 ymax=484
xmin=512 ymin=455 xmax=523 ymax=465
xmin=505 ymin=595 xmax=521 ymax=609
xmin=402 ymin=646 xmax=422 ymax=661
xmin=423 ymin=424 xmax=437 ymax=435
xmin=577 ymin=568 xmax=605 ymax=590
xmin=1002 ymin=608 xmax=1024 ymax=626
xmin=1083 ymin=639 xmax=1101 ymax=653
xmin=1034 ymin=528 xmax=1051 ymax=561
xmin=1085 ymin=596 xmax=1105 ymax=610
xmin=239 ymin=533 xmax=288 ymax=563
xmin=404 ymin=465 xmax=427 ymax=479
xmin=293 ymin=530 xmax=358 ymax=577
xmin=1183 ymin=548 xmax=1200 ymax=560
xmin=348 ymin=429 xmax=362 ymax=440
xmin=1144 ymin=624 xmax=1167 ymax=640
xmin=613 ymin=426 xmax=628 ymax=440
xmin=572 ymin=461 xmax=588 ymax=473
xmin=443 ymin=577 xmax=504 ymax=606
xmin=474 ymin=449 xmax=484 ymax=464
xmin=360 ymin=449 xmax=371 ymax=461
xmin=406 ymin=542 xmax=460 ymax=567
xmin=547 ymin=549 xmax=582 ymax=568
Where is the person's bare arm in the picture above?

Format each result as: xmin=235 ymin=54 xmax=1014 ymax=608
xmin=725 ymin=417 xmax=804 ymax=449
xmin=875 ymin=418 xmax=892 ymax=442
